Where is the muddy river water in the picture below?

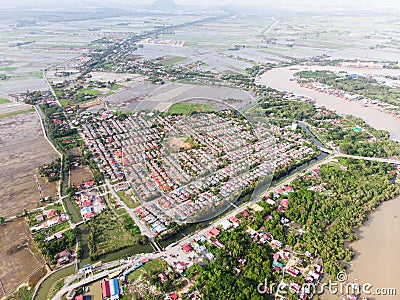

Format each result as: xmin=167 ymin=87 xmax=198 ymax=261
xmin=258 ymin=65 xmax=400 ymax=141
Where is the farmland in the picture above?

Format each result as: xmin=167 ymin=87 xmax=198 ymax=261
xmin=167 ymin=102 xmax=216 ymax=115
xmin=158 ymin=55 xmax=188 ymax=66
xmin=0 ymin=107 xmax=34 ymax=120
xmin=0 ymin=219 xmax=45 ymax=299
xmin=0 ymin=104 xmax=58 ymax=218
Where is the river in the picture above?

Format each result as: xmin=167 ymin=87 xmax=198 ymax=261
xmin=259 ymin=66 xmax=400 ymax=299
xmin=258 ymin=65 xmax=400 ymax=141
xmin=347 ymin=196 xmax=400 ymax=300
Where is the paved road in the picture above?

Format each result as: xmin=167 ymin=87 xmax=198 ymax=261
xmin=339 ymin=154 xmax=400 ymax=165
xmin=47 ymin=150 xmax=400 ymax=299
xmin=105 ymin=179 xmax=156 ymax=239
xmin=53 ymin=244 xmax=196 ymax=299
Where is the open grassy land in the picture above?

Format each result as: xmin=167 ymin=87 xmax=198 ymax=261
xmin=159 ymin=55 xmax=188 ymax=66
xmin=47 ymin=278 xmax=64 ymax=299
xmin=87 ymin=210 xmax=143 ymax=260
xmin=128 ymin=258 xmax=168 ymax=282
xmin=117 ymin=190 xmax=141 ymax=209
xmin=109 ymin=83 xmax=124 ymax=90
xmin=0 ymin=107 xmax=35 ymax=120
xmin=0 ymin=98 xmax=10 ymax=104
xmin=0 ymin=219 xmax=45 ymax=299
xmin=70 ymin=165 xmax=93 ymax=187
xmin=0 ymin=110 xmax=58 ymax=218
xmin=167 ymin=102 xmax=216 ymax=115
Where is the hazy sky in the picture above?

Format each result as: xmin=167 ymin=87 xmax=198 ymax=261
xmin=3 ymin=0 xmax=400 ymax=11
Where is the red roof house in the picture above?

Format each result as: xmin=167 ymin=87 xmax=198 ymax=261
xmin=229 ymin=216 xmax=239 ymax=223
xmin=181 ymin=243 xmax=193 ymax=252
xmin=280 ymin=199 xmax=289 ymax=208
xmin=285 ymin=186 xmax=294 ymax=192
xmin=209 ymin=227 xmax=220 ymax=237
xmin=277 ymin=188 xmax=284 ymax=194
xmin=46 ymin=209 xmax=58 ymax=218
xmin=102 ymin=280 xmax=111 ymax=298
xmin=167 ymin=293 xmax=178 ymax=300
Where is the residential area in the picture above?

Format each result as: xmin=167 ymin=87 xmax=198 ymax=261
xmin=78 ymin=108 xmax=317 ymax=234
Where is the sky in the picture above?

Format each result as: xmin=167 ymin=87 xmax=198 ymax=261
xmin=2 ymin=0 xmax=400 ymax=11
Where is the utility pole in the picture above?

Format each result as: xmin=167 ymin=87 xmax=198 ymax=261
xmin=35 ymin=174 xmax=44 ymax=201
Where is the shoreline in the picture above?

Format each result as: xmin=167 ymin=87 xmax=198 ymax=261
xmin=321 ymin=195 xmax=400 ymax=300
xmin=347 ymin=195 xmax=400 ymax=299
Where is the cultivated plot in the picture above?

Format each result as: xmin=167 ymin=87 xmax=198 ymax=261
xmin=0 ymin=219 xmax=45 ymax=298
xmin=0 ymin=108 xmax=58 ymax=218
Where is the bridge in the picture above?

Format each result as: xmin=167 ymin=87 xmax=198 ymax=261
xmin=317 ymin=146 xmax=400 ymax=165
xmin=339 ymin=154 xmax=400 ymax=165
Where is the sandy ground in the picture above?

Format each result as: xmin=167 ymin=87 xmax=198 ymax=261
xmin=84 ymin=281 xmax=103 ymax=300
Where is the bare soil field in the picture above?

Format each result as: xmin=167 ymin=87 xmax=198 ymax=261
xmin=70 ymin=165 xmax=93 ymax=187
xmin=0 ymin=219 xmax=45 ymax=299
xmin=0 ymin=102 xmax=32 ymax=115
xmin=0 ymin=110 xmax=58 ymax=218
xmin=68 ymin=147 xmax=94 ymax=187
xmin=89 ymin=72 xmax=142 ymax=83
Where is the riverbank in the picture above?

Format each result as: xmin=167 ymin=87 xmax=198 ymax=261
xmin=347 ymin=196 xmax=400 ymax=300
xmin=258 ymin=65 xmax=400 ymax=141
xmin=321 ymin=196 xmax=400 ymax=300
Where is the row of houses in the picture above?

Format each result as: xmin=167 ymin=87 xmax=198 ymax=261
xmin=131 ymin=112 xmax=316 ymax=225
xmin=31 ymin=212 xmax=68 ymax=232
xmin=79 ymin=109 xmax=316 ymax=231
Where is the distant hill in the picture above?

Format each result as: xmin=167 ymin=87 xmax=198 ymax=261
xmin=152 ymin=0 xmax=177 ymax=9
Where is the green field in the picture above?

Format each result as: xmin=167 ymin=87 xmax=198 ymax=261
xmin=0 ymin=107 xmax=34 ymax=119
xmin=0 ymin=98 xmax=10 ymax=104
xmin=167 ymin=102 xmax=216 ymax=115
xmin=0 ymin=66 xmax=18 ymax=72
xmin=127 ymin=258 xmax=168 ymax=282
xmin=160 ymin=55 xmax=187 ymax=66
xmin=58 ymin=99 xmax=69 ymax=106
xmin=109 ymin=83 xmax=124 ymax=90
xmin=117 ymin=191 xmax=141 ymax=209
xmin=87 ymin=210 xmax=141 ymax=259
xmin=77 ymin=88 xmax=102 ymax=96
